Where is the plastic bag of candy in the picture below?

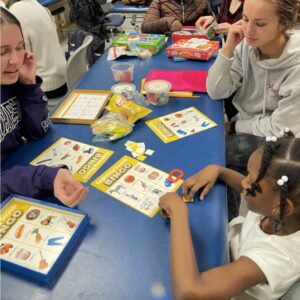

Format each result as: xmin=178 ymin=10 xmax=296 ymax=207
xmin=105 ymin=94 xmax=152 ymax=124
xmin=107 ymin=46 xmax=127 ymax=61
xmin=91 ymin=112 xmax=134 ymax=142
xmin=127 ymin=45 xmax=152 ymax=60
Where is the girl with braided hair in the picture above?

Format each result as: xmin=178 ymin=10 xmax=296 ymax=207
xmin=159 ymin=129 xmax=300 ymax=299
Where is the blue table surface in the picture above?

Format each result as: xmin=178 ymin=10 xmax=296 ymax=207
xmin=1 ymin=42 xmax=228 ymax=300
xmin=110 ymin=2 xmax=148 ymax=13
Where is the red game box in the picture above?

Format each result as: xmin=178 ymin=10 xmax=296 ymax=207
xmin=166 ymin=38 xmax=220 ymax=61
xmin=172 ymin=26 xmax=208 ymax=42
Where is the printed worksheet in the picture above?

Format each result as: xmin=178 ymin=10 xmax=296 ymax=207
xmin=0 ymin=196 xmax=88 ymax=283
xmin=146 ymin=107 xmax=217 ymax=143
xmin=30 ymin=137 xmax=113 ymax=183
xmin=51 ymin=90 xmax=111 ymax=124
xmin=91 ymin=156 xmax=183 ymax=217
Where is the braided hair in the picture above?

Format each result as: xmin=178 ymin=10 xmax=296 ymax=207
xmin=246 ymin=130 xmax=300 ymax=233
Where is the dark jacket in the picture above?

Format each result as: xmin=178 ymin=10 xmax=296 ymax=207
xmin=1 ymin=79 xmax=60 ymax=200
xmin=141 ymin=0 xmax=211 ymax=33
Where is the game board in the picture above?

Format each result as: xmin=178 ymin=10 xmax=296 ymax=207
xmin=51 ymin=90 xmax=111 ymax=124
xmin=0 ymin=195 xmax=88 ymax=284
xmin=30 ymin=137 xmax=113 ymax=183
xmin=146 ymin=107 xmax=217 ymax=143
xmin=91 ymin=156 xmax=183 ymax=217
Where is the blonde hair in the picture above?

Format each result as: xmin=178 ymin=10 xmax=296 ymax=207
xmin=269 ymin=0 xmax=300 ymax=31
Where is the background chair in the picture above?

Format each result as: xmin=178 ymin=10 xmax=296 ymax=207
xmin=65 ymin=34 xmax=94 ymax=89
xmin=104 ymin=14 xmax=125 ymax=42
xmin=47 ymin=34 xmax=93 ymax=110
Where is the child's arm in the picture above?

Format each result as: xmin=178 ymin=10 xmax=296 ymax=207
xmin=183 ymin=165 xmax=244 ymax=201
xmin=159 ymin=193 xmax=266 ymax=299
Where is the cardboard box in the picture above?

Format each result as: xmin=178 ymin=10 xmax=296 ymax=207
xmin=172 ymin=26 xmax=208 ymax=42
xmin=166 ymin=38 xmax=220 ymax=61
xmin=112 ymin=32 xmax=166 ymax=54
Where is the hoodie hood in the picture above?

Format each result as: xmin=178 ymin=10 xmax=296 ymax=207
xmin=252 ymin=31 xmax=300 ymax=70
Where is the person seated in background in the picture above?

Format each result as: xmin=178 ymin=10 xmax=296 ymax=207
xmin=7 ymin=0 xmax=67 ymax=99
xmin=141 ymin=0 xmax=211 ymax=34
xmin=196 ymin=0 xmax=244 ymax=35
xmin=1 ymin=8 xmax=88 ymax=206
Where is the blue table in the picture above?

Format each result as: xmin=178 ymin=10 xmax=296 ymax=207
xmin=1 ymin=44 xmax=228 ymax=300
xmin=110 ymin=2 xmax=148 ymax=13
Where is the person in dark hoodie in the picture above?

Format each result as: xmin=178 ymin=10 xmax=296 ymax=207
xmin=0 ymin=8 xmax=88 ymax=206
xmin=141 ymin=0 xmax=211 ymax=34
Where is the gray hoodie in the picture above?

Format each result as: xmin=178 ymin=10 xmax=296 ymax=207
xmin=207 ymin=31 xmax=300 ymax=137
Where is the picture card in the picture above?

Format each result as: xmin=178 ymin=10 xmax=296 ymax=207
xmin=91 ymin=156 xmax=183 ymax=217
xmin=30 ymin=137 xmax=113 ymax=183
xmin=146 ymin=107 xmax=217 ymax=143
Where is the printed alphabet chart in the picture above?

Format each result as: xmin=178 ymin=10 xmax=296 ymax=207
xmin=146 ymin=107 xmax=217 ymax=143
xmin=91 ymin=156 xmax=183 ymax=217
xmin=30 ymin=137 xmax=113 ymax=183
xmin=0 ymin=195 xmax=88 ymax=284
xmin=51 ymin=90 xmax=111 ymax=124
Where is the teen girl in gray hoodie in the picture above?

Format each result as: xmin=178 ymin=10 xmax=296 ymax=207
xmin=207 ymin=0 xmax=300 ymax=139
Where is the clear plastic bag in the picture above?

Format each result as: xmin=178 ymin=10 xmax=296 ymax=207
xmin=91 ymin=112 xmax=134 ymax=142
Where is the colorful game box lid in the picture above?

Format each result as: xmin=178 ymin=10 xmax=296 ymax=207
xmin=166 ymin=38 xmax=220 ymax=61
xmin=0 ymin=194 xmax=89 ymax=284
xmin=112 ymin=32 xmax=166 ymax=54
xmin=172 ymin=26 xmax=208 ymax=42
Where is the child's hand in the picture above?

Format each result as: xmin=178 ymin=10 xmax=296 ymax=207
xmin=195 ymin=16 xmax=215 ymax=29
xmin=182 ymin=165 xmax=220 ymax=201
xmin=54 ymin=169 xmax=89 ymax=207
xmin=19 ymin=51 xmax=37 ymax=84
xmin=221 ymin=22 xmax=244 ymax=58
xmin=159 ymin=192 xmax=186 ymax=219
xmin=170 ymin=20 xmax=182 ymax=32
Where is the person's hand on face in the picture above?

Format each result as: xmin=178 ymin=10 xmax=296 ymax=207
xmin=18 ymin=51 xmax=36 ymax=84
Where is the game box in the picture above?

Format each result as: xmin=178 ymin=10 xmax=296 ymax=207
xmin=112 ymin=32 xmax=166 ymax=54
xmin=166 ymin=38 xmax=219 ymax=60
xmin=0 ymin=195 xmax=89 ymax=284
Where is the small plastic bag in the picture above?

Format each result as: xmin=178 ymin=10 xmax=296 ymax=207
xmin=91 ymin=112 xmax=134 ymax=142
xmin=105 ymin=94 xmax=152 ymax=124
xmin=107 ymin=46 xmax=127 ymax=61
xmin=127 ymin=45 xmax=152 ymax=60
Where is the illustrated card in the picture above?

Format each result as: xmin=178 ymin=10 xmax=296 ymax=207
xmin=146 ymin=107 xmax=217 ymax=143
xmin=91 ymin=156 xmax=183 ymax=217
xmin=0 ymin=195 xmax=88 ymax=283
xmin=51 ymin=90 xmax=111 ymax=124
xmin=30 ymin=137 xmax=113 ymax=183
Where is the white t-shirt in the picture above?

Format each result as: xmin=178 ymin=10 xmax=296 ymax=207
xmin=229 ymin=211 xmax=300 ymax=300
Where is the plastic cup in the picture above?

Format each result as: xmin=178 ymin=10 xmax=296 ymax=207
xmin=144 ymin=80 xmax=172 ymax=106
xmin=111 ymin=63 xmax=134 ymax=83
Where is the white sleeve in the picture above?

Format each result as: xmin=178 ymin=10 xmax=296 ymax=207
xmin=241 ymin=238 xmax=300 ymax=293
